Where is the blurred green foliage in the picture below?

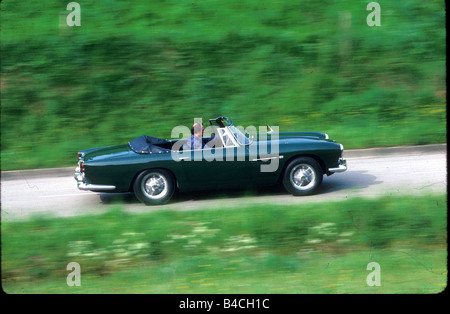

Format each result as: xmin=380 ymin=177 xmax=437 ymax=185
xmin=2 ymin=194 xmax=446 ymax=293
xmin=1 ymin=0 xmax=446 ymax=170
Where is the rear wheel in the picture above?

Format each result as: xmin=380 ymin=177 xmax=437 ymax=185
xmin=282 ymin=157 xmax=323 ymax=196
xmin=133 ymin=169 xmax=175 ymax=205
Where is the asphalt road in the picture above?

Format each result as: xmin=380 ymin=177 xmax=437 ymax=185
xmin=1 ymin=145 xmax=446 ymax=221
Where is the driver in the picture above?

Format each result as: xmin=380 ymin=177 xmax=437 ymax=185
xmin=184 ymin=123 xmax=216 ymax=150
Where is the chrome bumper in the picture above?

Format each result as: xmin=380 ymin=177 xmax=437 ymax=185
xmin=74 ymin=167 xmax=116 ymax=191
xmin=328 ymin=158 xmax=347 ymax=173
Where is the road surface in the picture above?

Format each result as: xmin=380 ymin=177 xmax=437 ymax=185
xmin=1 ymin=145 xmax=446 ymax=221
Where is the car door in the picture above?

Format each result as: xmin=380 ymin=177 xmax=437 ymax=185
xmin=177 ymin=145 xmax=254 ymax=191
xmin=176 ymin=126 xmax=254 ymax=191
xmin=248 ymin=138 xmax=284 ymax=186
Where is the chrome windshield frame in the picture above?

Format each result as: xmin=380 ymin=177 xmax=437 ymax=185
xmin=226 ymin=125 xmax=253 ymax=147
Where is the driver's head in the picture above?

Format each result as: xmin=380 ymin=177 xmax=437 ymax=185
xmin=191 ymin=123 xmax=204 ymax=137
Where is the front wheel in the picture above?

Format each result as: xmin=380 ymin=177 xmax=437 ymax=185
xmin=282 ymin=157 xmax=323 ymax=196
xmin=133 ymin=169 xmax=175 ymax=205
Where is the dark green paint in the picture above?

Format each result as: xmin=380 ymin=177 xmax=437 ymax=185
xmin=79 ymin=131 xmax=343 ymax=193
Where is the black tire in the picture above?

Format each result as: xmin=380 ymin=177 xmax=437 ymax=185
xmin=133 ymin=169 xmax=175 ymax=205
xmin=282 ymin=157 xmax=323 ymax=196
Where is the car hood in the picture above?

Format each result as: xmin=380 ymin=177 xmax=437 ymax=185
xmin=262 ymin=132 xmax=331 ymax=141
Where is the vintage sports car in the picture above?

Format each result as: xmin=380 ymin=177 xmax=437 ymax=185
xmin=74 ymin=117 xmax=347 ymax=205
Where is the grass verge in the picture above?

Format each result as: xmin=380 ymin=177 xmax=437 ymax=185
xmin=2 ymin=194 xmax=447 ymax=293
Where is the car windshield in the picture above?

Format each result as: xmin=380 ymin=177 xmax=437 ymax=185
xmin=228 ymin=125 xmax=252 ymax=146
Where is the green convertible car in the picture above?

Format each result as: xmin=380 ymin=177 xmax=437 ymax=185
xmin=74 ymin=117 xmax=347 ymax=205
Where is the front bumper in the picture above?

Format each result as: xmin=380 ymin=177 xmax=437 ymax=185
xmin=74 ymin=166 xmax=116 ymax=191
xmin=328 ymin=158 xmax=347 ymax=173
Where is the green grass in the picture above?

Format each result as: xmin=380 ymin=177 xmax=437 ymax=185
xmin=3 ymin=249 xmax=446 ymax=294
xmin=2 ymin=195 xmax=447 ymax=293
xmin=0 ymin=0 xmax=446 ymax=170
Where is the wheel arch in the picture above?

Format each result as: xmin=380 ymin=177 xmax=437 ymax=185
xmin=278 ymin=153 xmax=327 ymax=182
xmin=128 ymin=167 xmax=178 ymax=192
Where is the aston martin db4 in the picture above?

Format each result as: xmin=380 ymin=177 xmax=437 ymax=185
xmin=74 ymin=117 xmax=347 ymax=205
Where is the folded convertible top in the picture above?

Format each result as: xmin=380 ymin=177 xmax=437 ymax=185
xmin=128 ymin=135 xmax=171 ymax=154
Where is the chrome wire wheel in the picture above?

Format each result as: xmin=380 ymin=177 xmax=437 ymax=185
xmin=289 ymin=163 xmax=316 ymax=191
xmin=134 ymin=169 xmax=175 ymax=205
xmin=282 ymin=157 xmax=323 ymax=196
xmin=141 ymin=172 xmax=169 ymax=200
